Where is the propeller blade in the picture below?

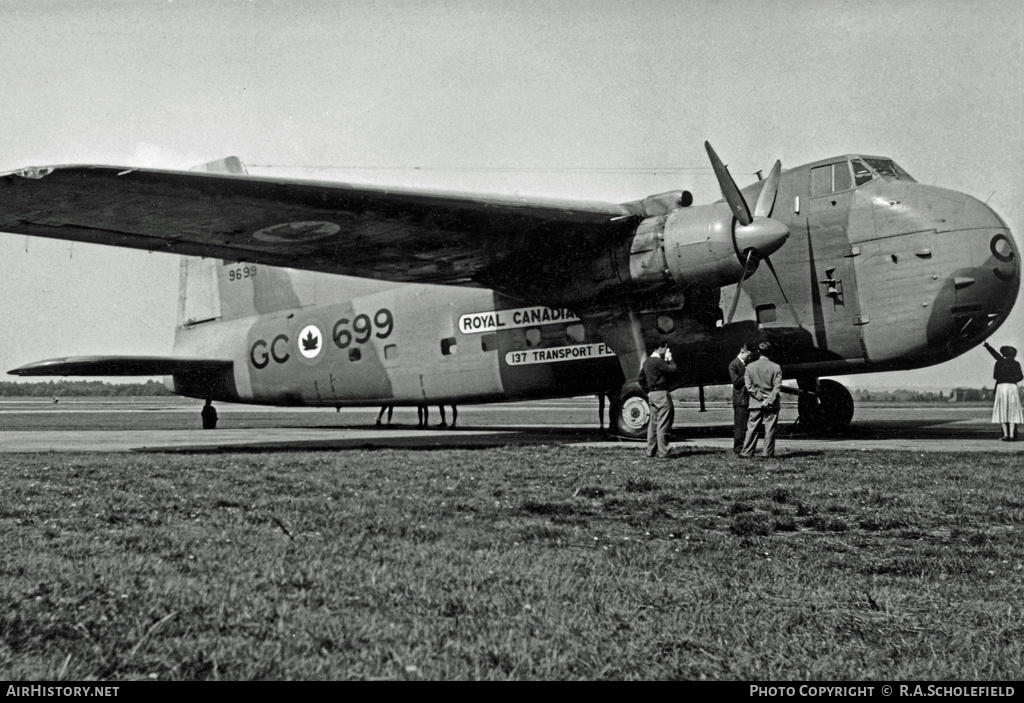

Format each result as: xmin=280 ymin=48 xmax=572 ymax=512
xmin=705 ymin=141 xmax=752 ymax=226
xmin=764 ymin=256 xmax=803 ymax=328
xmin=726 ymin=248 xmax=756 ymax=325
xmin=754 ymin=160 xmax=782 ymax=218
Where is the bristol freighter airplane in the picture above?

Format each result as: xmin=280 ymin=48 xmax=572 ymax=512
xmin=1 ymin=143 xmax=1018 ymax=437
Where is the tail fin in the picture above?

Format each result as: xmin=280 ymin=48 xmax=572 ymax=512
xmin=176 ymin=256 xmax=316 ymax=328
xmin=177 ymin=256 xmax=223 ymax=328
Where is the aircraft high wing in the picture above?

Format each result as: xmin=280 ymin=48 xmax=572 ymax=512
xmin=0 ymin=164 xmax=636 ymax=286
xmin=0 ymin=150 xmax=788 ymax=308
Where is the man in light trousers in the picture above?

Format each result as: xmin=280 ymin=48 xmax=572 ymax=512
xmin=643 ymin=341 xmax=677 ymax=458
xmin=741 ymin=341 xmax=783 ymax=458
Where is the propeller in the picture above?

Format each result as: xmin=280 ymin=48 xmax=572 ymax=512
xmin=706 ymin=141 xmax=753 ymax=226
xmin=705 ymin=142 xmax=788 ymax=261
xmin=706 ymin=142 xmax=799 ymax=327
xmin=725 ymin=248 xmax=756 ymax=325
xmin=764 ymin=256 xmax=803 ymax=328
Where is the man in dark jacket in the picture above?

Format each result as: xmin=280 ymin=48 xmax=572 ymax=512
xmin=728 ymin=342 xmax=755 ymax=454
xmin=643 ymin=341 xmax=678 ymax=458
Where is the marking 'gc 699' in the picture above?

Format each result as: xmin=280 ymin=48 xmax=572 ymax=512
xmin=250 ymin=308 xmax=394 ymax=369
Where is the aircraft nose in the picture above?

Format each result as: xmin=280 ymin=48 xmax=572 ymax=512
xmin=898 ymin=185 xmax=1018 ymax=289
xmin=939 ymin=195 xmax=1019 ymax=332
xmin=957 ymin=195 xmax=1017 ymax=285
xmin=959 ymin=193 xmax=1012 ymax=234
xmin=857 ymin=184 xmax=1018 ymax=364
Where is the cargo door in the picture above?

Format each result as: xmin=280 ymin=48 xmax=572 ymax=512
xmin=804 ymin=160 xmax=866 ymax=361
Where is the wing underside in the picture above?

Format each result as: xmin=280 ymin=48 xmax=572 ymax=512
xmin=0 ymin=165 xmax=637 ymax=288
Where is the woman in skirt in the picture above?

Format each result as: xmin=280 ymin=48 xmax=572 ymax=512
xmin=983 ymin=342 xmax=1024 ymax=441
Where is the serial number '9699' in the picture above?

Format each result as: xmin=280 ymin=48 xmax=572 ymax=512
xmin=228 ymin=265 xmax=257 ymax=281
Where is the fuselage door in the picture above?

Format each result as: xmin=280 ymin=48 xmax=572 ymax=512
xmin=805 ymin=160 xmax=866 ymax=361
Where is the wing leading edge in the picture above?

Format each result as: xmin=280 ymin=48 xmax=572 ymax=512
xmin=0 ymin=164 xmax=638 ymax=289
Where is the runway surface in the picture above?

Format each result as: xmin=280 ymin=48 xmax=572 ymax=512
xmin=0 ymin=396 xmax=1018 ymax=453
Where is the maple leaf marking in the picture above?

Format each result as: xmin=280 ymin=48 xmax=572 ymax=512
xmin=302 ymin=330 xmax=320 ymax=351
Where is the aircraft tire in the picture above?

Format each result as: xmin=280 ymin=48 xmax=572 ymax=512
xmin=613 ymin=384 xmax=650 ymax=440
xmin=804 ymin=379 xmax=854 ymax=435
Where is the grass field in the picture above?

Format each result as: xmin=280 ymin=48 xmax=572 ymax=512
xmin=1 ymin=445 xmax=1021 ymax=680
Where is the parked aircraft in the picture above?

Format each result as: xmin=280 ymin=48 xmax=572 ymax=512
xmin=2 ymin=143 xmax=1018 ymax=436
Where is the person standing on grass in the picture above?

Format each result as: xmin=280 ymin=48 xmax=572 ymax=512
xmin=642 ymin=341 xmax=677 ymax=458
xmin=983 ymin=342 xmax=1023 ymax=441
xmin=728 ymin=342 xmax=756 ymax=454
xmin=201 ymin=397 xmax=218 ymax=430
xmin=376 ymin=405 xmax=393 ymax=426
xmin=741 ymin=341 xmax=783 ymax=458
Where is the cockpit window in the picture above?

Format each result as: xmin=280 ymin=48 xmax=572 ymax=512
xmin=861 ymin=158 xmax=913 ymax=181
xmin=811 ymin=162 xmax=853 ymax=197
xmin=812 ymin=157 xmax=915 ymax=198
xmin=851 ymin=159 xmax=874 ymax=186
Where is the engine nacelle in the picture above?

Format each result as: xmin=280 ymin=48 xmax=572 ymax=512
xmin=628 ymin=200 xmax=788 ymax=292
xmin=629 ymin=201 xmax=743 ymax=291
xmin=520 ymin=195 xmax=788 ymax=308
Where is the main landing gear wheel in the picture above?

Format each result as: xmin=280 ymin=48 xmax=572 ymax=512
xmin=798 ymin=378 xmax=854 ymax=435
xmin=613 ymin=384 xmax=650 ymax=440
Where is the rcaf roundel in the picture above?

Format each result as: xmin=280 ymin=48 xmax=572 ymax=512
xmin=253 ymin=221 xmax=342 ymax=243
xmin=298 ymin=324 xmax=323 ymax=359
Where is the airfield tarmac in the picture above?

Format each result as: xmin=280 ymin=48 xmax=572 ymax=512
xmin=0 ymin=396 xmax=1018 ymax=453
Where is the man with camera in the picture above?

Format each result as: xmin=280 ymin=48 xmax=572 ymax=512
xmin=642 ymin=341 xmax=678 ymax=458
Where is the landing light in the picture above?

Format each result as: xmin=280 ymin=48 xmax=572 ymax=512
xmin=9 ymin=167 xmax=53 ymax=179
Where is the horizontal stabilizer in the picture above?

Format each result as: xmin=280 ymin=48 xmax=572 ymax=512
xmin=8 ymin=356 xmax=233 ymax=377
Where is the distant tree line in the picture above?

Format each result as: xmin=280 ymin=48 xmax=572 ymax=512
xmin=852 ymin=388 xmax=947 ymax=402
xmin=675 ymin=386 xmax=994 ymax=403
xmin=0 ymin=380 xmax=172 ymax=397
xmin=852 ymin=388 xmax=997 ymax=403
xmin=0 ymin=379 xmax=997 ymax=402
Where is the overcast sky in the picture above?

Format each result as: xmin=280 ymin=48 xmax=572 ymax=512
xmin=1 ymin=0 xmax=1021 ymax=390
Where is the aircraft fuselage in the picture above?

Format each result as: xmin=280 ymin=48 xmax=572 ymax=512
xmin=170 ymin=268 xmax=624 ymax=405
